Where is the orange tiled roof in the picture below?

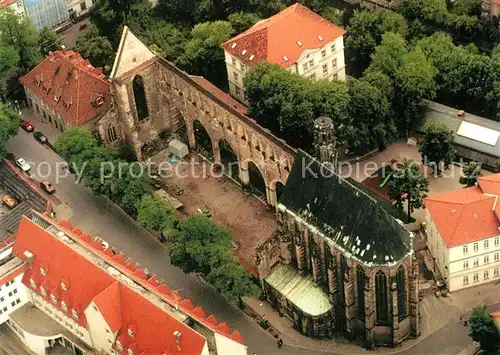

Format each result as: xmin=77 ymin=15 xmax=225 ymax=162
xmin=221 ymin=3 xmax=345 ymax=68
xmin=13 ymin=216 xmax=245 ymax=352
xmin=0 ymin=0 xmax=17 ymax=9
xmin=19 ymin=50 xmax=110 ymax=127
xmin=425 ymin=175 xmax=500 ymax=248
xmin=478 ymin=174 xmax=500 ymax=196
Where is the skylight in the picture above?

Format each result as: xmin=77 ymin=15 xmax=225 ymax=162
xmin=456 ymin=121 xmax=500 ymax=146
xmin=241 ymin=49 xmax=247 ymax=55
xmin=283 ymin=56 xmax=289 ymax=62
xmin=249 ymin=55 xmax=255 ymax=61
xmin=231 ymin=43 xmax=237 ymax=48
xmin=318 ymin=35 xmax=324 ymax=41
xmin=297 ymin=41 xmax=303 ymax=47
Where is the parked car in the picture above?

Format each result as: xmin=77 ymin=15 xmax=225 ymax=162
xmin=33 ymin=131 xmax=48 ymax=144
xmin=2 ymin=194 xmax=18 ymax=209
xmin=20 ymin=120 xmax=34 ymax=132
xmin=39 ymin=180 xmax=55 ymax=194
xmin=16 ymin=158 xmax=31 ymax=173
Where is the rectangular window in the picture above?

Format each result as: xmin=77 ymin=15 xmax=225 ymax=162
xmin=11 ymin=302 xmax=15 ymax=307
xmin=233 ymin=72 xmax=239 ymax=81
xmin=0 ymin=297 xmax=3 ymax=302
xmin=331 ymin=43 xmax=336 ymax=53
xmin=322 ymin=64 xmax=328 ymax=75
xmin=232 ymin=57 xmax=236 ymax=66
xmin=495 ymin=268 xmax=499 ymax=277
xmin=15 ymin=299 xmax=20 ymax=305
xmin=332 ymin=58 xmax=337 ymax=70
xmin=333 ymin=73 xmax=338 ymax=80
xmin=8 ymin=292 xmax=12 ymax=297
xmin=485 ymin=240 xmax=489 ymax=250
xmin=240 ymin=62 xmax=246 ymax=71
xmin=80 ymin=2 xmax=86 ymax=10
xmin=308 ymin=59 xmax=314 ymax=67
xmin=463 ymin=260 xmax=469 ymax=269
xmin=13 ymin=289 xmax=17 ymax=294
xmin=463 ymin=275 xmax=469 ymax=285
xmin=485 ymin=255 xmax=490 ymax=264
xmin=302 ymin=62 xmax=309 ymax=72
xmin=495 ymin=253 xmax=499 ymax=261
xmin=474 ymin=258 xmax=479 ymax=267
xmin=235 ymin=87 xmax=241 ymax=97
xmin=3 ymin=307 xmax=6 ymax=312
xmin=309 ymin=73 xmax=316 ymax=80
xmin=463 ymin=245 xmax=468 ymax=254
xmin=495 ymin=237 xmax=499 ymax=247
xmin=473 ymin=273 xmax=479 ymax=282
xmin=484 ymin=270 xmax=489 ymax=280
xmin=321 ymin=49 xmax=326 ymax=58
xmin=474 ymin=242 xmax=479 ymax=252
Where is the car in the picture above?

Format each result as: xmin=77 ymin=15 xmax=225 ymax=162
xmin=33 ymin=131 xmax=48 ymax=144
xmin=39 ymin=180 xmax=55 ymax=194
xmin=20 ymin=120 xmax=34 ymax=132
xmin=2 ymin=195 xmax=18 ymax=209
xmin=16 ymin=158 xmax=31 ymax=173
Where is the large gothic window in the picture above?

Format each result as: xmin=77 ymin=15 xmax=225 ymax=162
xmin=356 ymin=266 xmax=365 ymax=320
xmin=133 ymin=75 xmax=149 ymax=121
xmin=375 ymin=270 xmax=389 ymax=325
xmin=397 ymin=266 xmax=406 ymax=320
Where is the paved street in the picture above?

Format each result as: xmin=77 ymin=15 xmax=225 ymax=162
xmin=6 ymin=122 xmax=491 ymax=355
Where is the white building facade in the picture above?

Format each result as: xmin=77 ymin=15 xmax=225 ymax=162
xmin=67 ymin=0 xmax=93 ymax=20
xmin=221 ymin=3 xmax=346 ymax=103
xmin=425 ymin=174 xmax=500 ymax=292
xmin=0 ymin=0 xmax=26 ymax=17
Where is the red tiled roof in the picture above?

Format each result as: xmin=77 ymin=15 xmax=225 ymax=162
xmin=93 ymin=281 xmax=122 ymax=333
xmin=221 ymin=3 xmax=345 ymax=68
xmin=425 ymin=176 xmax=500 ymax=248
xmin=189 ymin=75 xmax=248 ymax=115
xmin=0 ymin=0 xmax=17 ymax=9
xmin=478 ymin=174 xmax=500 ymax=196
xmin=19 ymin=50 xmax=110 ymax=127
xmin=13 ymin=217 xmax=207 ymax=354
xmin=490 ymin=310 xmax=500 ymax=317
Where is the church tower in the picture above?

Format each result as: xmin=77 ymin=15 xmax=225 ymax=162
xmin=313 ymin=116 xmax=338 ymax=171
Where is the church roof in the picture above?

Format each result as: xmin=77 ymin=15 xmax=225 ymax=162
xmin=278 ymin=150 xmax=412 ymax=265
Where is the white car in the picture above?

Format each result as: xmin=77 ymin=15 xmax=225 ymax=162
xmin=16 ymin=158 xmax=31 ymax=173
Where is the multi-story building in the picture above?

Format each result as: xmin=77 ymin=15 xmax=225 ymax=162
xmin=0 ymin=0 xmax=26 ymax=17
xmin=220 ymin=3 xmax=346 ymax=103
xmin=425 ymin=173 xmax=500 ymax=292
xmin=24 ymin=0 xmax=68 ymax=30
xmin=67 ymin=0 xmax=93 ymax=20
xmin=20 ymin=50 xmax=122 ymax=144
xmin=0 ymin=212 xmax=247 ymax=355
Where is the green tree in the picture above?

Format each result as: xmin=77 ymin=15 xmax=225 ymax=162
xmin=388 ymin=159 xmax=429 ymax=220
xmin=495 ymin=160 xmax=500 ymax=173
xmin=0 ymin=45 xmax=19 ymax=99
xmin=137 ymin=194 xmax=178 ymax=231
xmin=90 ymin=0 xmax=143 ymax=43
xmin=38 ymin=27 xmax=61 ymax=56
xmin=469 ymin=304 xmax=500 ymax=354
xmin=167 ymin=215 xmax=233 ymax=275
xmin=207 ymin=260 xmax=261 ymax=301
xmin=345 ymin=78 xmax=395 ymax=153
xmin=144 ymin=21 xmax=188 ymax=60
xmin=177 ymin=21 xmax=233 ymax=88
xmin=459 ymin=161 xmax=482 ymax=187
xmin=0 ymin=103 xmax=20 ymax=157
xmin=228 ymin=12 xmax=260 ymax=33
xmin=75 ymin=24 xmax=114 ymax=70
xmin=452 ymin=0 xmax=482 ymax=17
xmin=365 ymin=32 xmax=407 ymax=80
xmin=54 ymin=126 xmax=99 ymax=162
xmin=419 ymin=121 xmax=455 ymax=175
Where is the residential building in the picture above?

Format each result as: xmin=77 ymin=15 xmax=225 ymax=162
xmin=220 ymin=3 xmax=346 ymax=102
xmin=483 ymin=0 xmax=500 ymax=18
xmin=425 ymin=174 xmax=500 ymax=292
xmin=0 ymin=0 xmax=26 ymax=17
xmin=67 ymin=0 xmax=93 ymax=20
xmin=24 ymin=0 xmax=68 ymax=31
xmin=255 ymin=118 xmax=419 ymax=348
xmin=0 ymin=212 xmax=246 ymax=355
xmin=422 ymin=100 xmax=500 ymax=169
xmin=20 ymin=50 xmax=121 ymax=144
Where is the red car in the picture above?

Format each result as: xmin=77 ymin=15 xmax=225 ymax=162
xmin=20 ymin=120 xmax=34 ymax=132
xmin=40 ymin=180 xmax=56 ymax=194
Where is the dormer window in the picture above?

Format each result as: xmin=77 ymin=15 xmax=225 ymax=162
xmin=29 ymin=278 xmax=36 ymax=289
xmin=127 ymin=348 xmax=134 ymax=355
xmin=91 ymin=95 xmax=104 ymax=108
xmin=34 ymin=77 xmax=41 ymax=87
xmin=50 ymin=294 xmax=57 ymax=304
xmin=40 ymin=266 xmax=47 ymax=276
xmin=60 ymin=281 xmax=67 ymax=291
xmin=63 ymin=98 xmax=72 ymax=110
xmin=71 ymin=309 xmax=78 ymax=320
xmin=116 ymin=341 xmax=123 ymax=351
xmin=40 ymin=286 xmax=47 ymax=296
xmin=61 ymin=301 xmax=68 ymax=312
xmin=128 ymin=327 xmax=134 ymax=338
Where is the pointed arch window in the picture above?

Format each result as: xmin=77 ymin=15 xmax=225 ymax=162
xmin=132 ymin=75 xmax=149 ymax=121
xmin=397 ymin=266 xmax=406 ymax=320
xmin=375 ymin=270 xmax=389 ymax=325
xmin=356 ymin=266 xmax=365 ymax=320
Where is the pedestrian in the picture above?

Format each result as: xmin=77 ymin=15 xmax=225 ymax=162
xmin=277 ymin=338 xmax=283 ymax=348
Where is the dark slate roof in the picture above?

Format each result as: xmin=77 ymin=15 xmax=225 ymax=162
xmin=278 ymin=150 xmax=412 ymax=265
xmin=0 ymin=161 xmax=47 ymax=239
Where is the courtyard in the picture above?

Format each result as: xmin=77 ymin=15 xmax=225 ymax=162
xmin=148 ymin=149 xmax=276 ymax=274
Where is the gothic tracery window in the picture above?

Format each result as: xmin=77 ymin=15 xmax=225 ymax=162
xmin=132 ymin=75 xmax=149 ymax=121
xmin=397 ymin=266 xmax=406 ymax=320
xmin=375 ymin=270 xmax=389 ymax=325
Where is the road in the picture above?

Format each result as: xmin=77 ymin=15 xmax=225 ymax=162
xmin=6 ymin=127 xmax=487 ymax=355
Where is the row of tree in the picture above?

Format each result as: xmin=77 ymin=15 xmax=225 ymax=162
xmin=244 ymin=31 xmax=436 ymax=154
xmin=54 ymin=127 xmax=260 ymax=302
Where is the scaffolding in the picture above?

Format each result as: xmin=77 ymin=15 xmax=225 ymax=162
xmin=25 ymin=0 xmax=69 ymax=31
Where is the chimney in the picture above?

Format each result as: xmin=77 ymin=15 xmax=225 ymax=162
xmin=23 ymin=250 xmax=34 ymax=268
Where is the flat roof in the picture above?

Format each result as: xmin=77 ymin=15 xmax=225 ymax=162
xmin=265 ymin=263 xmax=332 ymax=317
xmin=423 ymin=101 xmax=500 ymax=158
